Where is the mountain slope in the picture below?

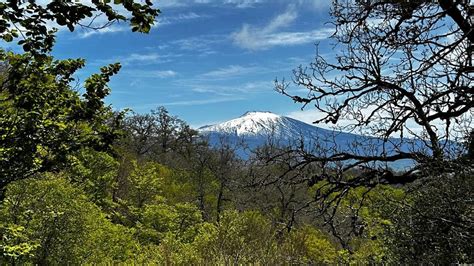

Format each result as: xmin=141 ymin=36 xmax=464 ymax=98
xmin=199 ymin=111 xmax=366 ymax=155
xmin=199 ymin=111 xmax=334 ymax=139
xmin=198 ymin=111 xmax=427 ymax=170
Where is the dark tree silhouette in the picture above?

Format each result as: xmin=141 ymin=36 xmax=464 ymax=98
xmin=0 ymin=0 xmax=159 ymax=54
xmin=276 ymin=0 xmax=473 ymax=181
xmin=272 ymin=0 xmax=473 ymax=237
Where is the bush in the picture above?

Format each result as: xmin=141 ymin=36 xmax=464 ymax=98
xmin=0 ymin=175 xmax=138 ymax=264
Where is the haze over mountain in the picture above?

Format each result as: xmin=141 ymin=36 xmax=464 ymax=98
xmin=198 ymin=111 xmax=430 ymax=170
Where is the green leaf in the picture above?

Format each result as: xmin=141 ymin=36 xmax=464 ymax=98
xmin=2 ymin=34 xmax=13 ymax=42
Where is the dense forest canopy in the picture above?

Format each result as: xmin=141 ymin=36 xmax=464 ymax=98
xmin=0 ymin=0 xmax=472 ymax=264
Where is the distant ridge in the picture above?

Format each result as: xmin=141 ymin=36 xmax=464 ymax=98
xmin=198 ymin=111 xmax=428 ymax=170
xmin=199 ymin=111 xmax=335 ymax=138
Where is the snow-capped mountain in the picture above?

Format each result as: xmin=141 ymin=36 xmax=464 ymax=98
xmin=198 ymin=111 xmax=366 ymax=150
xmin=199 ymin=111 xmax=334 ymax=139
xmin=198 ymin=111 xmax=426 ymax=170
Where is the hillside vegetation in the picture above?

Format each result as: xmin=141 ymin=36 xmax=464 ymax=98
xmin=0 ymin=0 xmax=472 ymax=264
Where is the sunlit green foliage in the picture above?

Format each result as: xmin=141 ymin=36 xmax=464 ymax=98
xmin=1 ymin=0 xmax=472 ymax=263
xmin=0 ymin=134 xmax=469 ymax=264
xmin=0 ymin=50 xmax=122 ymax=197
xmin=281 ymin=225 xmax=338 ymax=264
xmin=137 ymin=202 xmax=202 ymax=244
xmin=0 ymin=175 xmax=138 ymax=264
xmin=194 ymin=210 xmax=278 ymax=264
xmin=67 ymin=148 xmax=119 ymax=210
xmin=0 ymin=0 xmax=159 ymax=198
xmin=0 ymin=224 xmax=40 ymax=262
xmin=127 ymin=237 xmax=200 ymax=265
xmin=127 ymin=161 xmax=169 ymax=208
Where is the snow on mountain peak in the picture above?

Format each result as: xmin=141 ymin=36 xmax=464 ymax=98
xmin=199 ymin=111 xmax=419 ymax=170
xmin=198 ymin=111 xmax=325 ymax=138
xmin=240 ymin=111 xmax=280 ymax=119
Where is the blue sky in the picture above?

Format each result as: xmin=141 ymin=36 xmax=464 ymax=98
xmin=51 ymin=0 xmax=334 ymax=128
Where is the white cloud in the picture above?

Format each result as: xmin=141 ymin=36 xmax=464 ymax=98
xmin=121 ymin=69 xmax=178 ymax=79
xmin=286 ymin=105 xmax=465 ymax=140
xmin=201 ymin=65 xmax=261 ymax=78
xmin=94 ymin=52 xmax=180 ymax=66
xmin=157 ymin=0 xmax=188 ymax=8
xmin=125 ymin=53 xmax=161 ymax=62
xmin=77 ymin=24 xmax=128 ymax=38
xmin=237 ymin=80 xmax=273 ymax=92
xmin=223 ymin=0 xmax=263 ymax=8
xmin=145 ymin=97 xmax=244 ymax=107
xmin=231 ymin=6 xmax=333 ymax=50
xmin=157 ymin=12 xmax=209 ymax=27
xmin=174 ymin=12 xmax=203 ymax=20
xmin=155 ymin=70 xmax=178 ymax=78
xmin=286 ymin=107 xmax=378 ymax=132
xmin=131 ymin=70 xmax=178 ymax=78
xmin=158 ymin=0 xmax=261 ymax=8
xmin=233 ymin=27 xmax=333 ymax=51
xmin=293 ymin=0 xmax=331 ymax=10
xmin=157 ymin=0 xmax=216 ymax=8
xmin=170 ymin=34 xmax=224 ymax=55
xmin=287 ymin=109 xmax=332 ymax=127
xmin=158 ymin=0 xmax=328 ymax=9
xmin=264 ymin=7 xmax=298 ymax=32
xmin=190 ymin=80 xmax=272 ymax=95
